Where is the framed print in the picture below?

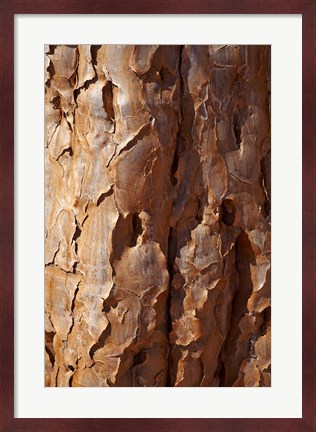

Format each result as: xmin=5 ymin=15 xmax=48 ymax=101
xmin=0 ymin=1 xmax=315 ymax=432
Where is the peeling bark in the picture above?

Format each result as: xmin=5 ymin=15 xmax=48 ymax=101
xmin=45 ymin=45 xmax=271 ymax=387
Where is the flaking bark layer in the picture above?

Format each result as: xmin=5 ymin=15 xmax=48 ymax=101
xmin=45 ymin=45 xmax=271 ymax=387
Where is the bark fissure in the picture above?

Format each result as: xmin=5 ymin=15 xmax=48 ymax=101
xmin=165 ymin=45 xmax=184 ymax=385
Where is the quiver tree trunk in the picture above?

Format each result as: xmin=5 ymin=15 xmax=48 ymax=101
xmin=45 ymin=45 xmax=271 ymax=387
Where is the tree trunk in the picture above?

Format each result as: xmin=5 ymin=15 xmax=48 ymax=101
xmin=45 ymin=45 xmax=271 ymax=387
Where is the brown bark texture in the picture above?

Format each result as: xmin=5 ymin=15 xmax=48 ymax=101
xmin=45 ymin=45 xmax=271 ymax=387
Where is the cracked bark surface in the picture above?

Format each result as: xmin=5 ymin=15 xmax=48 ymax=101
xmin=45 ymin=45 xmax=271 ymax=387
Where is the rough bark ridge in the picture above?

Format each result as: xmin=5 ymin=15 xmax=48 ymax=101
xmin=45 ymin=45 xmax=271 ymax=387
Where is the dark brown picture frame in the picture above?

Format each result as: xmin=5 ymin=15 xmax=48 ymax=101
xmin=0 ymin=1 xmax=315 ymax=431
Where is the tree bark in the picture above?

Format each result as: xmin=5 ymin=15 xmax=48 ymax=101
xmin=45 ymin=45 xmax=271 ymax=387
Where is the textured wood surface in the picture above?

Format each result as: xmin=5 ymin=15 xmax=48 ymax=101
xmin=45 ymin=45 xmax=271 ymax=387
